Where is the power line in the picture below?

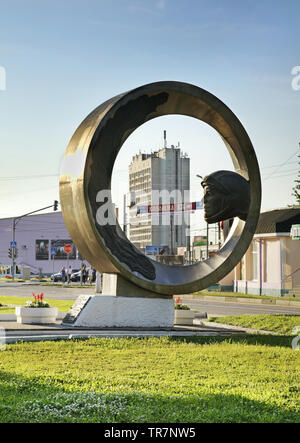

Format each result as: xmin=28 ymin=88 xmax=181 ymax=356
xmin=0 ymin=158 xmax=297 ymax=182
xmin=0 ymin=173 xmax=59 ymax=181
xmin=263 ymin=150 xmax=299 ymax=181
xmin=262 ymin=167 xmax=298 ymax=174
xmin=261 ymin=160 xmax=298 ymax=170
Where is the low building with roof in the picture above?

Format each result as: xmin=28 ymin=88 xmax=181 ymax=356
xmin=234 ymin=207 xmax=300 ymax=297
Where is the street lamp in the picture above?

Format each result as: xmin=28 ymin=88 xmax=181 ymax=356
xmin=196 ymin=174 xmax=209 ymax=259
xmin=11 ymin=200 xmax=59 ymax=280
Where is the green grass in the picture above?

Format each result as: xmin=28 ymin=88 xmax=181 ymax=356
xmin=0 ymin=296 xmax=73 ymax=313
xmin=193 ymin=291 xmax=300 ymax=302
xmin=208 ymin=315 xmax=300 ymax=335
xmin=0 ymin=336 xmax=299 ymax=423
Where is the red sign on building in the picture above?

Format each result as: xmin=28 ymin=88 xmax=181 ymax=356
xmin=64 ymin=244 xmax=73 ymax=254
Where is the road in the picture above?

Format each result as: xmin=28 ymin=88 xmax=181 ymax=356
xmin=0 ymin=283 xmax=93 ymax=300
xmin=1 ymin=284 xmax=300 ymax=316
xmin=185 ymin=299 xmax=300 ymax=317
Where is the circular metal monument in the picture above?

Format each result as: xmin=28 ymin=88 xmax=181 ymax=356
xmin=59 ymin=81 xmax=261 ymax=295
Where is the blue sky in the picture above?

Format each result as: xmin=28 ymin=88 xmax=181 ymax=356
xmin=0 ymin=0 xmax=299 ymax=221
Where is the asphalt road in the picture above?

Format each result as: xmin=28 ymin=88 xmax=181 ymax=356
xmin=0 ymin=283 xmax=93 ymax=300
xmin=1 ymin=284 xmax=300 ymax=316
xmin=185 ymin=299 xmax=300 ymax=317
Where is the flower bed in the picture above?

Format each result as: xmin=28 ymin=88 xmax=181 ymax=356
xmin=15 ymin=293 xmax=58 ymax=324
xmin=174 ymin=297 xmax=194 ymax=325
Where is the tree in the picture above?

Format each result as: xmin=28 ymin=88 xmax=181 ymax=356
xmin=292 ymin=143 xmax=300 ymax=205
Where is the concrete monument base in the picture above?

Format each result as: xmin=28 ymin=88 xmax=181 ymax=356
xmin=62 ymin=273 xmax=175 ymax=328
xmin=64 ymin=295 xmax=174 ymax=328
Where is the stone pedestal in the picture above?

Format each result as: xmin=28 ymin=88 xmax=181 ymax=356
xmin=62 ymin=273 xmax=174 ymax=328
xmin=101 ymin=273 xmax=168 ymax=299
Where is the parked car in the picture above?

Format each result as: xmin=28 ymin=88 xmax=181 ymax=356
xmin=51 ymin=272 xmax=62 ymax=282
xmin=70 ymin=270 xmax=81 ymax=282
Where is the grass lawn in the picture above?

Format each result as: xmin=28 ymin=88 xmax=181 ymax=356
xmin=208 ymin=315 xmax=300 ymax=336
xmin=0 ymin=336 xmax=299 ymax=423
xmin=0 ymin=296 xmax=73 ymax=313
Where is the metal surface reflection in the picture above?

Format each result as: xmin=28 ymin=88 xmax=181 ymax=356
xmin=59 ymin=81 xmax=261 ymax=295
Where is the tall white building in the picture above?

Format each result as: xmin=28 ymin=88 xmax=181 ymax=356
xmin=129 ymin=144 xmax=190 ymax=252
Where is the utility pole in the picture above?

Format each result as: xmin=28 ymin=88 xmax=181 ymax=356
xmin=170 ymin=212 xmax=174 ymax=255
xmin=206 ymin=223 xmax=209 ymax=259
xmin=196 ymin=174 xmax=209 ymax=259
xmin=11 ymin=201 xmax=59 ymax=280
xmin=52 ymin=249 xmax=55 ymax=278
xmin=12 ymin=218 xmax=16 ymax=281
xmin=292 ymin=142 xmax=300 ymax=205
xmin=186 ymin=229 xmax=191 ymax=263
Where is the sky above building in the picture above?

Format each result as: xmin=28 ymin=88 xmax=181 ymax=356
xmin=0 ymin=0 xmax=299 ymax=226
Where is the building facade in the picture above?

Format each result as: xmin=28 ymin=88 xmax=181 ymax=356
xmin=234 ymin=207 xmax=300 ymax=296
xmin=128 ymin=146 xmax=190 ymax=252
xmin=0 ymin=212 xmax=85 ymax=276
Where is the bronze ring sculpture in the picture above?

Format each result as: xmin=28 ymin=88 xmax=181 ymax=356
xmin=59 ymin=81 xmax=261 ymax=295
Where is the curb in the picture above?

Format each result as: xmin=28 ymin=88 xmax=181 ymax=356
xmin=3 ymin=328 xmax=245 ymax=344
xmin=0 ymin=312 xmax=67 ymax=321
xmin=194 ymin=319 xmax=276 ymax=335
xmin=178 ymin=294 xmax=300 ymax=307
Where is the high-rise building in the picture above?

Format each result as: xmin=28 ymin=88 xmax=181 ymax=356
xmin=128 ymin=143 xmax=190 ymax=252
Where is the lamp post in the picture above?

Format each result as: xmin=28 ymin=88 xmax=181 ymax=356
xmin=11 ymin=201 xmax=59 ymax=280
xmin=196 ymin=174 xmax=209 ymax=259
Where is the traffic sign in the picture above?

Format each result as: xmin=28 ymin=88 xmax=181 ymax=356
xmin=10 ymin=241 xmax=17 ymax=248
xmin=64 ymin=244 xmax=73 ymax=254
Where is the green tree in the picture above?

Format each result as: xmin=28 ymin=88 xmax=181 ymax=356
xmin=292 ymin=144 xmax=300 ymax=205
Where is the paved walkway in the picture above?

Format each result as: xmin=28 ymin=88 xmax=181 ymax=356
xmin=1 ymin=319 xmax=248 ymax=344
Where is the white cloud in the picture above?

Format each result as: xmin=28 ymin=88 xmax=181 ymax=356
xmin=128 ymin=0 xmax=166 ymax=16
xmin=156 ymin=0 xmax=166 ymax=10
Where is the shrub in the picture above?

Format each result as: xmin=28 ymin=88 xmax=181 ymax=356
xmin=25 ymin=293 xmax=50 ymax=308
xmin=174 ymin=296 xmax=190 ymax=310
